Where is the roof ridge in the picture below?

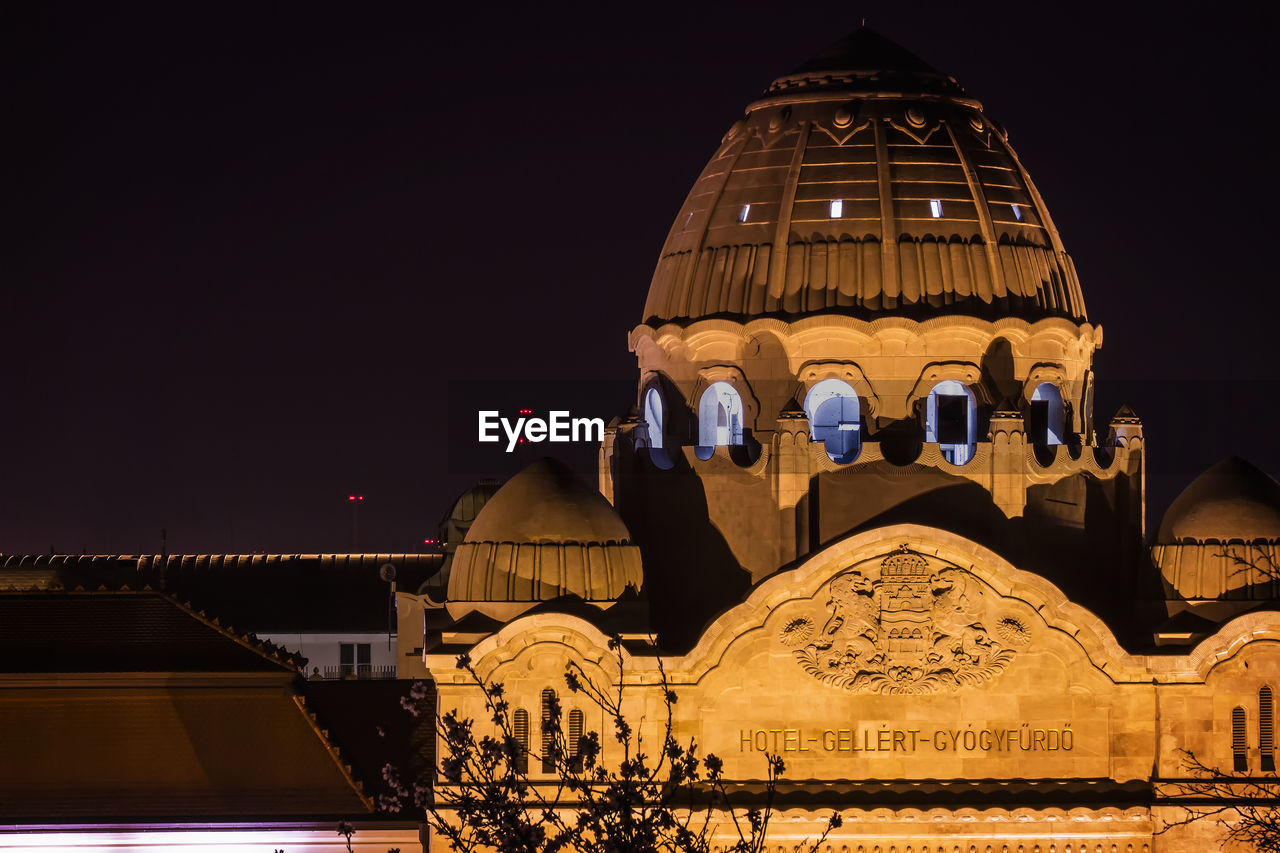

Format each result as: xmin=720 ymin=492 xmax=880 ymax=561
xmin=166 ymin=593 xmax=307 ymax=673
xmin=293 ymin=694 xmax=376 ymax=813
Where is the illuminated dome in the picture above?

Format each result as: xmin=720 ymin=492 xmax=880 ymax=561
xmin=642 ymin=28 xmax=1085 ymax=325
xmin=1157 ymin=457 xmax=1280 ymax=544
xmin=447 ymin=458 xmax=643 ymax=604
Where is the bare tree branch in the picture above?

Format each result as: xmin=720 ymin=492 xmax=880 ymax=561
xmin=1158 ymin=748 xmax=1280 ymax=851
xmin=383 ymin=635 xmax=842 ymax=853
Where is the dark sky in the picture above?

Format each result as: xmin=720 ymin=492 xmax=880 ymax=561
xmin=3 ymin=2 xmax=1277 ymax=555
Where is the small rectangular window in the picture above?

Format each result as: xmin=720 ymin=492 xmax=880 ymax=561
xmin=339 ymin=643 xmax=354 ymax=679
xmin=1234 ymin=706 xmax=1249 ymax=772
xmin=568 ymin=709 xmax=584 ymax=772
xmin=738 ymin=203 xmax=751 ymax=223
xmin=513 ymin=709 xmax=530 ymax=774
xmin=1262 ymin=687 xmax=1275 ymax=772
xmin=1028 ymin=399 xmax=1050 ymax=445
xmin=930 ymin=199 xmax=942 ymax=218
xmin=936 ymin=394 xmax=968 ymax=444
xmin=541 ymin=689 xmax=556 ymax=774
xmin=1011 ymin=203 xmax=1023 ymax=221
xmin=829 ymin=199 xmax=843 ymax=218
xmin=356 ymin=643 xmax=371 ymax=677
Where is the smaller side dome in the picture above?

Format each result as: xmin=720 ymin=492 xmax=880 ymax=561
xmin=418 ymin=478 xmax=501 ymax=598
xmin=447 ymin=458 xmax=643 ymax=610
xmin=1157 ymin=457 xmax=1280 ymax=543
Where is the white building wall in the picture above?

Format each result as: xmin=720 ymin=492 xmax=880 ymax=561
xmin=259 ymin=630 xmax=398 ymax=678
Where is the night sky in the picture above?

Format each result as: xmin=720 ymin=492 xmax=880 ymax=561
xmin=4 ymin=3 xmax=1277 ymax=555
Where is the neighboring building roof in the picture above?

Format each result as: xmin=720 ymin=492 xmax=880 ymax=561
xmin=0 ymin=552 xmax=442 ymax=633
xmin=642 ymin=27 xmax=1084 ymax=326
xmin=1156 ymin=456 xmax=1280 ymax=543
xmin=0 ymin=591 xmax=296 ymax=673
xmin=0 ymin=690 xmax=372 ymax=820
xmin=0 ymin=590 xmax=372 ymax=821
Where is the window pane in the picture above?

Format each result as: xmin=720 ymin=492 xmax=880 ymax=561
xmin=936 ymin=394 xmax=968 ymax=444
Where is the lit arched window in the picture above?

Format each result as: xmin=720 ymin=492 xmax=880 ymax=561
xmin=568 ymin=708 xmax=585 ymax=772
xmin=698 ymin=382 xmax=744 ymax=448
xmin=643 ymin=387 xmax=664 ymax=450
xmin=925 ymin=380 xmax=976 ymax=465
xmin=1233 ymin=705 xmax=1248 ymax=772
xmin=513 ymin=708 xmax=530 ymax=774
xmin=541 ymin=688 xmax=557 ymax=773
xmin=1262 ymin=687 xmax=1275 ymax=772
xmin=1029 ymin=383 xmax=1065 ymax=445
xmin=805 ymin=378 xmax=861 ymax=464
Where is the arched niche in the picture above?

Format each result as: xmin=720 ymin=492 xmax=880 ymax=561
xmin=643 ymin=387 xmax=665 ymax=450
xmin=1029 ymin=382 xmax=1065 ymax=446
xmin=804 ymin=378 xmax=861 ymax=464
xmin=796 ymin=361 xmax=880 ymax=421
xmin=697 ymin=381 xmax=745 ymax=450
xmin=925 ymin=379 xmax=977 ymax=465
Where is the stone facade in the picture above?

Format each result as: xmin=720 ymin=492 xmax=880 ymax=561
xmin=413 ymin=27 xmax=1280 ymax=852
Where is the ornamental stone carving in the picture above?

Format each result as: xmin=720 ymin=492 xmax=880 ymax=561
xmin=781 ymin=548 xmax=1020 ymax=694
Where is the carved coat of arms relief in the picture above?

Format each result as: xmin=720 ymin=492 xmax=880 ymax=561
xmin=779 ymin=547 xmax=1031 ymax=695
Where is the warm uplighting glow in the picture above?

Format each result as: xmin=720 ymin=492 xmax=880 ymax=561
xmin=0 ymin=828 xmax=419 ymax=851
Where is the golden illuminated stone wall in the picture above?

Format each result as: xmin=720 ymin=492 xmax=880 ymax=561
xmin=607 ymin=314 xmax=1145 ymax=588
xmin=425 ymin=525 xmax=1280 ymax=851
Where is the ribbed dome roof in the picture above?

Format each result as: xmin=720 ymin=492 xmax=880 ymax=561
xmin=1157 ymin=457 xmax=1280 ymax=543
xmin=447 ymin=458 xmax=643 ymax=605
xmin=464 ymin=457 xmax=632 ymax=545
xmin=643 ymin=27 xmax=1085 ymax=326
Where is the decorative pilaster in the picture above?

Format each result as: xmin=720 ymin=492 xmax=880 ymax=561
xmin=988 ymin=406 xmax=1027 ymax=518
xmin=774 ymin=399 xmax=811 ymax=564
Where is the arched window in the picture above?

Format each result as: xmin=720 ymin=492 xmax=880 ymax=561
xmin=643 ymin=387 xmax=664 ymax=450
xmin=541 ymin=688 xmax=557 ymax=773
xmin=513 ymin=708 xmax=530 ymax=774
xmin=1233 ymin=706 xmax=1248 ymax=772
xmin=568 ymin=708 xmax=585 ymax=772
xmin=1029 ymin=383 xmax=1065 ymax=445
xmin=925 ymin=380 xmax=976 ymax=465
xmin=698 ymin=381 xmax=744 ymax=448
xmin=1262 ymin=687 xmax=1275 ymax=772
xmin=805 ymin=378 xmax=861 ymax=464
